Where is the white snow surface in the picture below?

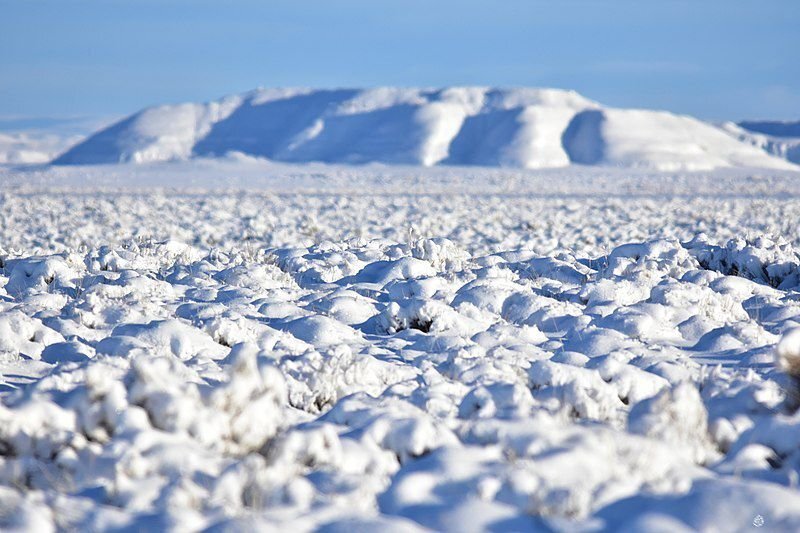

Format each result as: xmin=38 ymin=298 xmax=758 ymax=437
xmin=2 ymin=164 xmax=800 ymax=531
xmin=52 ymin=87 xmax=794 ymax=171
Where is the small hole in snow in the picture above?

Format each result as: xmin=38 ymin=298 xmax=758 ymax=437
xmin=408 ymin=317 xmax=433 ymax=333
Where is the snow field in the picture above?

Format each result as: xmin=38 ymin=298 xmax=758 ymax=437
xmin=4 ymin=191 xmax=800 ymax=258
xmin=1 ymin=176 xmax=800 ymax=530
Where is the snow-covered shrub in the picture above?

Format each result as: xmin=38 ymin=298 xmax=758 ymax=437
xmin=378 ymin=298 xmax=480 ymax=335
xmin=597 ymin=239 xmax=697 ymax=281
xmin=410 ymin=237 xmax=469 ymax=271
xmin=776 ymin=329 xmax=800 ymax=410
xmin=628 ymin=382 xmax=717 ymax=464
xmin=528 ymin=360 xmax=625 ymax=424
xmin=687 ymin=234 xmax=800 ymax=289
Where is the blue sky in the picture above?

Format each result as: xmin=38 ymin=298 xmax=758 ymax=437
xmin=1 ymin=0 xmax=798 ymax=126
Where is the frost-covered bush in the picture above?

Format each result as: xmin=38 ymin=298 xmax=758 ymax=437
xmin=409 ymin=237 xmax=470 ymax=271
xmin=776 ymin=329 xmax=800 ymax=410
xmin=628 ymin=382 xmax=717 ymax=464
xmin=687 ymin=234 xmax=800 ymax=289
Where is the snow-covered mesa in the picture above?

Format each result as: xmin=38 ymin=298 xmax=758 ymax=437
xmin=53 ymin=87 xmax=795 ymax=170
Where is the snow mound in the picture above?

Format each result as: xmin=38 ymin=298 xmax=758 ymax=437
xmin=53 ymin=87 xmax=793 ymax=170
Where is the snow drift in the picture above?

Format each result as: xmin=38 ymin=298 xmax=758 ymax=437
xmin=53 ymin=87 xmax=794 ymax=171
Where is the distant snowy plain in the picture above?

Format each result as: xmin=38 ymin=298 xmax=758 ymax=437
xmin=2 ymin=161 xmax=800 ymax=531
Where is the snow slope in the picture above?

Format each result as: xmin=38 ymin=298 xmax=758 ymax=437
xmin=724 ymin=121 xmax=800 ymax=165
xmin=53 ymin=87 xmax=795 ymax=171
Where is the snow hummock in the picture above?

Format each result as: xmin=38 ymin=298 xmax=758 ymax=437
xmin=52 ymin=87 xmax=794 ymax=170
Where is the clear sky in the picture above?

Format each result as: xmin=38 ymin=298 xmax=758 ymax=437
xmin=1 ymin=0 xmax=798 ymax=125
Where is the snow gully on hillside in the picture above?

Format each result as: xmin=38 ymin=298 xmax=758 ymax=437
xmin=2 ymin=217 xmax=800 ymax=529
xmin=53 ymin=87 xmax=795 ymax=171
